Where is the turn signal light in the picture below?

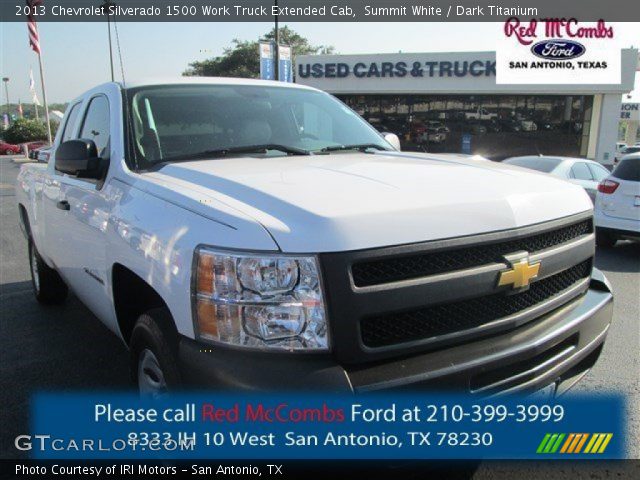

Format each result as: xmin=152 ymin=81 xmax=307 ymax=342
xmin=597 ymin=180 xmax=619 ymax=194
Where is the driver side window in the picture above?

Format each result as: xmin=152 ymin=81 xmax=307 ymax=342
xmin=79 ymin=96 xmax=111 ymax=159
xmin=60 ymin=103 xmax=81 ymax=143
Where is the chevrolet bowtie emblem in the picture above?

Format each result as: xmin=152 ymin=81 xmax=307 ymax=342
xmin=498 ymin=257 xmax=541 ymax=290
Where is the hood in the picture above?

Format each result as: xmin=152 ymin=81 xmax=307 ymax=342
xmin=143 ymin=151 xmax=592 ymax=253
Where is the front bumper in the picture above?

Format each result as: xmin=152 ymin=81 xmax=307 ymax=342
xmin=178 ymin=268 xmax=613 ymax=394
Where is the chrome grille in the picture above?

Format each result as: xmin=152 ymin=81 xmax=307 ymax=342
xmin=360 ymin=260 xmax=592 ymax=348
xmin=319 ymin=212 xmax=595 ymax=364
xmin=352 ymin=219 xmax=592 ymax=287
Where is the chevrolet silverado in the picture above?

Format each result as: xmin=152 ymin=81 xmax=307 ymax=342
xmin=16 ymin=78 xmax=613 ymax=396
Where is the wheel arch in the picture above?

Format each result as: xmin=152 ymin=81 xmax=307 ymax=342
xmin=18 ymin=203 xmax=32 ymax=240
xmin=111 ymin=263 xmax=178 ymax=346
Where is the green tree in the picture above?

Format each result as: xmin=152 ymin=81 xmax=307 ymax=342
xmin=3 ymin=118 xmax=57 ymax=144
xmin=183 ymin=26 xmax=334 ymax=78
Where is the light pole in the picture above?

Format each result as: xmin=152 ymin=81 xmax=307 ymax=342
xmin=2 ymin=77 xmax=9 ymax=119
xmin=274 ymin=0 xmax=279 ymax=81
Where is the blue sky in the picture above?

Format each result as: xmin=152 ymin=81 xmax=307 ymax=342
xmin=1 ymin=21 xmax=639 ymax=103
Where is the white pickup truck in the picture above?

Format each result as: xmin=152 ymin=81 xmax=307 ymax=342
xmin=464 ymin=107 xmax=498 ymax=121
xmin=16 ymin=79 xmax=613 ymax=396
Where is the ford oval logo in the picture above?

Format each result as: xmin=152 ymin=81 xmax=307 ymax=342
xmin=531 ymin=40 xmax=586 ymax=60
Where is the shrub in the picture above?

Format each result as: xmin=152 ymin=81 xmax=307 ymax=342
xmin=3 ymin=118 xmax=57 ymax=144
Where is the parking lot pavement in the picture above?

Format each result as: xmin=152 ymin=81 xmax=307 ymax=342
xmin=9 ymin=155 xmax=35 ymax=164
xmin=1 ymin=157 xmax=638 ymax=467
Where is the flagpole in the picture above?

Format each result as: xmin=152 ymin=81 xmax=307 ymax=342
xmin=34 ymin=102 xmax=39 ymax=121
xmin=36 ymin=46 xmax=52 ymax=144
xmin=26 ymin=1 xmax=51 ymax=143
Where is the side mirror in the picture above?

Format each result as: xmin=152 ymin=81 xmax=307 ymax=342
xmin=382 ymin=132 xmax=401 ymax=151
xmin=55 ymin=139 xmax=106 ymax=179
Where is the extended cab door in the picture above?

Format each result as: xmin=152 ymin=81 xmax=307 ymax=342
xmin=40 ymin=101 xmax=82 ymax=264
xmin=47 ymin=95 xmax=115 ymax=322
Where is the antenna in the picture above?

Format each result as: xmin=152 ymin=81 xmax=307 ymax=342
xmin=110 ymin=9 xmax=134 ymax=169
xmin=113 ymin=17 xmax=126 ymax=86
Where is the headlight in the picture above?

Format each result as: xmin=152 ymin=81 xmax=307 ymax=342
xmin=193 ymin=247 xmax=329 ymax=351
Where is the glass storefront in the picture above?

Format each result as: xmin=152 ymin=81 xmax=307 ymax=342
xmin=338 ymin=94 xmax=593 ymax=160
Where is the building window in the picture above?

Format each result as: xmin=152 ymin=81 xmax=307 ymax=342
xmin=339 ymin=94 xmax=593 ymax=160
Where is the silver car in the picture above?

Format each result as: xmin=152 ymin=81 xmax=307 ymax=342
xmin=36 ymin=146 xmax=52 ymax=163
xmin=503 ymin=155 xmax=611 ymax=203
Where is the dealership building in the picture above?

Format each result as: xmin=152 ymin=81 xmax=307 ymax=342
xmin=296 ymin=49 xmax=638 ymax=163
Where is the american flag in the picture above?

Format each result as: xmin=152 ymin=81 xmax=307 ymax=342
xmin=26 ymin=0 xmax=42 ymax=55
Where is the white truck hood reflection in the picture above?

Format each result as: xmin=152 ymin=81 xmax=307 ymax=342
xmin=143 ymin=151 xmax=592 ymax=253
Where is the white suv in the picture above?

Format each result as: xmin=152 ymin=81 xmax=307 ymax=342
xmin=595 ymin=153 xmax=640 ymax=247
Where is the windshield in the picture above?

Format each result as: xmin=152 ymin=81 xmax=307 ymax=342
xmin=504 ymin=156 xmax=562 ymax=173
xmin=126 ymin=84 xmax=391 ymax=168
xmin=622 ymin=146 xmax=640 ymax=154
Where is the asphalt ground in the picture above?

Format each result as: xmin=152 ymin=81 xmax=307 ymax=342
xmin=0 ymin=155 xmax=638 ymax=476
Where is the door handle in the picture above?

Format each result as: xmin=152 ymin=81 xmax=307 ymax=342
xmin=56 ymin=200 xmax=70 ymax=211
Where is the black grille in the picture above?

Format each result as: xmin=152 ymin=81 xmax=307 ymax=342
xmin=361 ymin=260 xmax=592 ymax=348
xmin=352 ymin=219 xmax=592 ymax=287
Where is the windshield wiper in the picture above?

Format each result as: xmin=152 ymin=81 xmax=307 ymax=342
xmin=161 ymin=144 xmax=312 ymax=163
xmin=319 ymin=143 xmax=389 ymax=153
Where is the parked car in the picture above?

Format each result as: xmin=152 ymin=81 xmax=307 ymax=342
xmin=503 ymin=156 xmax=611 ymax=203
xmin=416 ymin=128 xmax=446 ymax=144
xmin=23 ymin=140 xmax=48 ymax=155
xmin=16 ymin=78 xmax=612 ymax=396
xmin=408 ymin=121 xmax=427 ymax=141
xmin=594 ymin=153 xmax=640 ymax=247
xmin=29 ymin=144 xmax=50 ymax=160
xmin=0 ymin=140 xmax=21 ymax=155
xmin=425 ymin=120 xmax=450 ymax=133
xmin=464 ymin=107 xmax=498 ymax=121
xmin=519 ymin=120 xmax=538 ymax=132
xmin=613 ymin=145 xmax=640 ymax=165
xmin=36 ymin=146 xmax=52 ymax=163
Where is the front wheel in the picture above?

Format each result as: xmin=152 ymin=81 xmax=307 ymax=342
xmin=29 ymin=240 xmax=68 ymax=304
xmin=130 ymin=308 xmax=181 ymax=396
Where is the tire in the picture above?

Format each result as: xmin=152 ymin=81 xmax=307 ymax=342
xmin=596 ymin=228 xmax=617 ymax=248
xmin=28 ymin=240 xmax=68 ymax=304
xmin=130 ymin=308 xmax=181 ymax=395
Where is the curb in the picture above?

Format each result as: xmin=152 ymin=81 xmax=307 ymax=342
xmin=11 ymin=157 xmax=35 ymax=164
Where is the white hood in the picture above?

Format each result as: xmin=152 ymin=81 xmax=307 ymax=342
xmin=143 ymin=151 xmax=592 ymax=253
